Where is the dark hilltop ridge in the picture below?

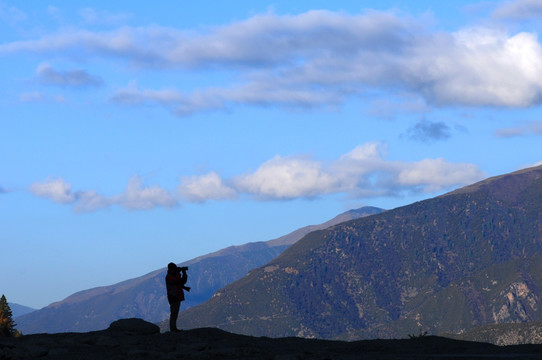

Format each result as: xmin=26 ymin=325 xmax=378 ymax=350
xmin=2 ymin=318 xmax=542 ymax=360
xmin=16 ymin=206 xmax=383 ymax=334
xmin=176 ymin=164 xmax=542 ymax=340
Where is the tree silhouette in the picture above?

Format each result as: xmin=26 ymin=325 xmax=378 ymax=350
xmin=0 ymin=294 xmax=17 ymax=337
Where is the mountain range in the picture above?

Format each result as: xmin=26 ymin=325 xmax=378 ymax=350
xmin=8 ymin=303 xmax=36 ymax=318
xmin=174 ymin=165 xmax=542 ymax=340
xmin=16 ymin=206 xmax=383 ymax=334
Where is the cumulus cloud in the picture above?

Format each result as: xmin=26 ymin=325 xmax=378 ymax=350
xmin=30 ymin=176 xmax=176 ymax=212
xmin=111 ymin=18 xmax=542 ymax=114
xmin=179 ymin=142 xmax=486 ymax=202
xmin=234 ymin=155 xmax=338 ymax=199
xmin=178 ymin=172 xmax=237 ymax=203
xmin=112 ymin=176 xmax=177 ymax=210
xmin=2 ymin=9 xmax=542 ymax=114
xmin=28 ymin=143 xmax=484 ymax=209
xmin=395 ymin=158 xmax=483 ymax=193
xmin=231 ymin=142 xmax=485 ymax=200
xmin=30 ymin=177 xmax=76 ymax=204
xmin=73 ymin=191 xmax=110 ymax=213
xmin=493 ymin=0 xmax=542 ymax=20
xmin=36 ymin=63 xmax=103 ymax=87
xmin=30 ymin=177 xmax=111 ymax=212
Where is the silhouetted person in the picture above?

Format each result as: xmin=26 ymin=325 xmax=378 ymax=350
xmin=165 ymin=262 xmax=190 ymax=332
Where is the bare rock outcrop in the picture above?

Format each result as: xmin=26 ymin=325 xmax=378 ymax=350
xmin=108 ymin=318 xmax=160 ymax=334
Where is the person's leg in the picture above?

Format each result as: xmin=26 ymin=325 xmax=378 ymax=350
xmin=170 ymin=301 xmax=181 ymax=331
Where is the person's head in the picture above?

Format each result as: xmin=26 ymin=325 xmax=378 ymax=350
xmin=168 ymin=262 xmax=177 ymax=272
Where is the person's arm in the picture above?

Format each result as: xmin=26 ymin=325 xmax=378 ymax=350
xmin=181 ymin=270 xmax=190 ymax=291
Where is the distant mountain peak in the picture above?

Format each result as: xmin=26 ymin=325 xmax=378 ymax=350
xmin=266 ymin=206 xmax=384 ymax=247
xmin=10 ymin=303 xmax=36 ymax=318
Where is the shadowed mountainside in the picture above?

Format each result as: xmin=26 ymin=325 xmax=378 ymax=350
xmin=175 ymin=165 xmax=542 ymax=340
xmin=16 ymin=207 xmax=383 ymax=334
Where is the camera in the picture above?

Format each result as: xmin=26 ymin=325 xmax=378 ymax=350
xmin=179 ymin=266 xmax=188 ymax=271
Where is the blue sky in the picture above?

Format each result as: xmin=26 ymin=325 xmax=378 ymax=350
xmin=1 ymin=0 xmax=542 ymax=309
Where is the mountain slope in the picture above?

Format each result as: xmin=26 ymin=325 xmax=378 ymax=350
xmin=9 ymin=303 xmax=36 ymax=318
xmin=445 ymin=321 xmax=542 ymax=345
xmin=16 ymin=206 xmax=383 ymax=334
xmin=176 ymin=165 xmax=542 ymax=340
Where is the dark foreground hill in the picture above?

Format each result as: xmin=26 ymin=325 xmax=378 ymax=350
xmin=16 ymin=207 xmax=383 ymax=334
xmin=176 ymin=165 xmax=542 ymax=340
xmin=2 ymin=318 xmax=542 ymax=360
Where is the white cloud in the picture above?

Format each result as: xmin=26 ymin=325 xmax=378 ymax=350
xmin=396 ymin=159 xmax=484 ymax=193
xmin=36 ymin=63 xmax=103 ymax=87
xmin=73 ymin=191 xmax=110 ymax=213
xmin=109 ymin=82 xmax=224 ymax=116
xmin=3 ymin=10 xmax=542 ymax=113
xmin=111 ymin=19 xmax=542 ymax=114
xmin=401 ymin=28 xmax=542 ymax=107
xmin=234 ymin=155 xmax=338 ymax=199
xmin=110 ymin=80 xmax=340 ymax=116
xmin=322 ymin=143 xmax=485 ymax=197
xmin=27 ymin=144 xmax=485 ymax=208
xmin=231 ymin=142 xmax=485 ymax=200
xmin=178 ymin=172 xmax=236 ymax=203
xmin=112 ymin=176 xmax=177 ymax=210
xmin=30 ymin=176 xmax=176 ymax=211
xmin=30 ymin=177 xmax=76 ymax=204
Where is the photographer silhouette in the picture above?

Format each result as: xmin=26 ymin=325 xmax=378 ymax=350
xmin=165 ymin=262 xmax=191 ymax=332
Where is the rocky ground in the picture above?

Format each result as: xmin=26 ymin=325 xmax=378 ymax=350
xmin=2 ymin=318 xmax=542 ymax=359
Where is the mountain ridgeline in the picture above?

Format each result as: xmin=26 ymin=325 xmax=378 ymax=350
xmin=16 ymin=207 xmax=383 ymax=334
xmin=176 ymin=165 xmax=542 ymax=340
